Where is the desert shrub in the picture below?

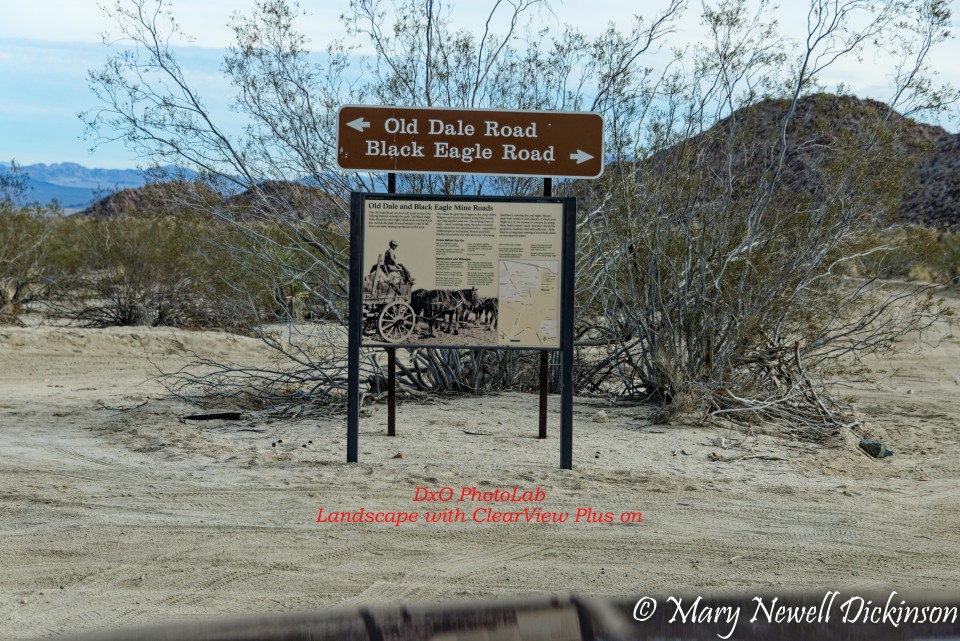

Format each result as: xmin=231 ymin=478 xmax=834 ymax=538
xmin=0 ymin=211 xmax=49 ymax=322
xmin=34 ymin=209 xmax=346 ymax=331
xmin=38 ymin=214 xmax=258 ymax=330
xmin=856 ymin=227 xmax=960 ymax=285
xmin=928 ymin=233 xmax=960 ymax=284
xmin=0 ymin=203 xmax=368 ymax=332
xmin=573 ymin=91 xmax=948 ymax=432
xmin=221 ymin=220 xmax=350 ymax=324
xmin=58 ymin=216 xmax=209 ymax=326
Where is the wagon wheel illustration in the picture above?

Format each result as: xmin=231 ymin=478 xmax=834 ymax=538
xmin=377 ymin=301 xmax=416 ymax=343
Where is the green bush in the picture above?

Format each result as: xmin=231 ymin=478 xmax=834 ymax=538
xmin=23 ymin=210 xmax=344 ymax=332
xmin=0 ymin=211 xmax=49 ymax=321
xmin=857 ymin=227 xmax=960 ymax=285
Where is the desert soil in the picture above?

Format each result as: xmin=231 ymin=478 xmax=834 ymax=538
xmin=1 ymin=299 xmax=959 ymax=640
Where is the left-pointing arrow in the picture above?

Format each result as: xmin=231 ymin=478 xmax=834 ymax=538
xmin=347 ymin=117 xmax=371 ymax=132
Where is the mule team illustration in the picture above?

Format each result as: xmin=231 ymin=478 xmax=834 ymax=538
xmin=363 ymin=240 xmax=498 ymax=343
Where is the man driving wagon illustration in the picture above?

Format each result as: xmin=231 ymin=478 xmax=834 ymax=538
xmin=363 ymin=241 xmax=417 ymax=343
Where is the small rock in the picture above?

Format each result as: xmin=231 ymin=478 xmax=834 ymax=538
xmin=593 ymin=410 xmax=608 ymax=423
xmin=271 ymin=442 xmax=276 ymax=447
xmin=859 ymin=438 xmax=893 ymax=458
xmin=391 ymin=452 xmax=403 ymax=459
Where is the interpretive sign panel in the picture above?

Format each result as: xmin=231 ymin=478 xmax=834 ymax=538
xmin=357 ymin=194 xmax=571 ymax=349
xmin=337 ymin=105 xmax=603 ymax=178
xmin=348 ymin=191 xmax=577 ymax=467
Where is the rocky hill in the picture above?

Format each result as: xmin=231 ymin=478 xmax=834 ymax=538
xmin=80 ymin=179 xmax=341 ymax=221
xmin=225 ymin=181 xmax=341 ymax=221
xmin=80 ymin=181 xmax=224 ymax=218
xmin=631 ymin=93 xmax=955 ymax=228
xmin=900 ymin=132 xmax=960 ymax=229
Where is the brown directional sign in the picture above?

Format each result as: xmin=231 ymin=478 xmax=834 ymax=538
xmin=337 ymin=105 xmax=603 ymax=179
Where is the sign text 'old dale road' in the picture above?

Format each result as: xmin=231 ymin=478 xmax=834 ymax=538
xmin=337 ymin=105 xmax=603 ymax=178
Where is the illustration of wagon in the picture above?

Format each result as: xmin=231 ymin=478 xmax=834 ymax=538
xmin=363 ymin=258 xmax=417 ymax=343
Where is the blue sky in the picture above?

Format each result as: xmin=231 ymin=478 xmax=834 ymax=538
xmin=2 ymin=0 xmax=959 ymax=170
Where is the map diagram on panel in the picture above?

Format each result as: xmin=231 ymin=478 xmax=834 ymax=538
xmin=498 ymin=260 xmax=560 ymax=348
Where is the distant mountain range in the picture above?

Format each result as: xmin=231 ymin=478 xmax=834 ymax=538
xmin=0 ymin=162 xmax=181 ymax=210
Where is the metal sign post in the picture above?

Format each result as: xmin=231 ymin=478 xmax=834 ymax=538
xmin=347 ymin=193 xmax=363 ymax=463
xmin=560 ymin=195 xmax=576 ymax=470
xmin=539 ymin=178 xmax=552 ymax=441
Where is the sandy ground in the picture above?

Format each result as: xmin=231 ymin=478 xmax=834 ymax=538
xmin=1 ymin=304 xmax=959 ymax=640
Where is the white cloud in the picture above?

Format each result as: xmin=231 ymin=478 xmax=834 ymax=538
xmin=0 ymin=0 xmax=341 ymax=47
xmin=1 ymin=0 xmax=115 ymax=45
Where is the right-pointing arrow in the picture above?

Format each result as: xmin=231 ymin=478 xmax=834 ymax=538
xmin=570 ymin=149 xmax=593 ymax=164
xmin=347 ymin=117 xmax=371 ymax=132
